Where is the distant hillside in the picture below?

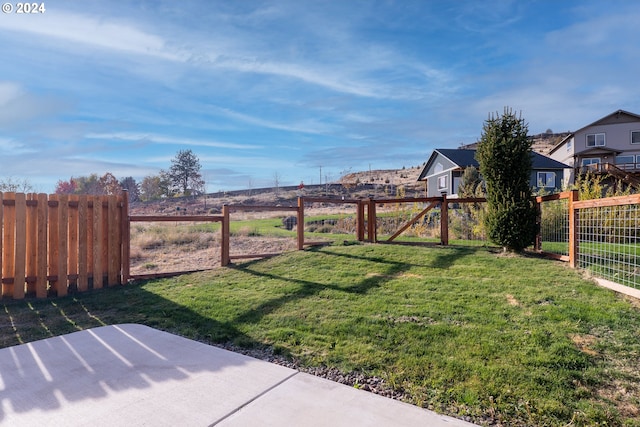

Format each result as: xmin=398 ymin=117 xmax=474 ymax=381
xmin=340 ymin=165 xmax=423 ymax=189
xmin=461 ymin=131 xmax=570 ymax=154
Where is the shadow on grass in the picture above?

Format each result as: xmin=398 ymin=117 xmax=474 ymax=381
xmin=0 ymin=287 xmax=281 ymax=424
xmin=0 ymin=285 xmax=259 ymax=350
xmin=314 ymin=244 xmax=479 ymax=270
xmin=228 ymin=259 xmax=411 ymax=325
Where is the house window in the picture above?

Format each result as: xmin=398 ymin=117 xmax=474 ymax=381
xmin=586 ymin=133 xmax=605 ymax=147
xmin=632 ymin=131 xmax=640 ymax=144
xmin=616 ymin=155 xmax=634 ymax=171
xmin=567 ymin=140 xmax=572 ymax=151
xmin=581 ymin=158 xmax=600 ymax=170
xmin=616 ymin=155 xmax=634 ymax=164
xmin=537 ymin=172 xmax=556 ymax=188
xmin=437 ymin=175 xmax=447 ymax=190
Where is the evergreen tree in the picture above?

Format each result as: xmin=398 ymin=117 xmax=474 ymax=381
xmin=168 ymin=150 xmax=203 ymax=196
xmin=476 ymin=108 xmax=537 ymax=252
xmin=119 ymin=176 xmax=140 ymax=202
xmin=458 ymin=166 xmax=483 ymax=198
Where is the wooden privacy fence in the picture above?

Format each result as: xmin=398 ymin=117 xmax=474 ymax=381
xmin=1 ymin=192 xmax=128 ymax=300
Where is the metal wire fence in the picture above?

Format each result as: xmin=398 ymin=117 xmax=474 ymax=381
xmin=372 ymin=199 xmax=489 ymax=247
xmin=539 ymin=197 xmax=570 ymax=257
xmin=577 ymin=203 xmax=640 ymax=289
xmin=447 ymin=202 xmax=488 ymax=246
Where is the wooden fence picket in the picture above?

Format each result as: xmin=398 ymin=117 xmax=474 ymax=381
xmin=93 ymin=196 xmax=103 ymax=289
xmin=26 ymin=194 xmax=37 ymax=295
xmin=14 ymin=193 xmax=26 ymax=299
xmin=36 ymin=193 xmax=48 ymax=298
xmin=0 ymin=192 xmax=126 ymax=300
xmin=2 ymin=192 xmax=16 ymax=298
xmin=108 ymin=195 xmax=118 ymax=286
xmin=68 ymin=195 xmax=79 ymax=291
xmin=78 ymin=196 xmax=88 ymax=292
xmin=48 ymin=194 xmax=59 ymax=295
xmin=57 ymin=194 xmax=69 ymax=297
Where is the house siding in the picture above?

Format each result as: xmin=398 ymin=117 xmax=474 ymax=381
xmin=427 ymin=172 xmax=452 ymax=197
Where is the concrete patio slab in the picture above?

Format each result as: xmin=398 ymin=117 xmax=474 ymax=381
xmin=0 ymin=324 xmax=477 ymax=426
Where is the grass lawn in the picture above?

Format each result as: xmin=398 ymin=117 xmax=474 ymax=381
xmin=2 ymin=244 xmax=640 ymax=426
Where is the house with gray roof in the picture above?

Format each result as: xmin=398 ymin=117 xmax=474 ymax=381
xmin=547 ymin=110 xmax=640 ymax=187
xmin=417 ymin=148 xmax=569 ymax=197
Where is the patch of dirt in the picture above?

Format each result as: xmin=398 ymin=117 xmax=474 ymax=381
xmin=570 ymin=334 xmax=599 ymax=356
xmin=505 ymin=294 xmax=520 ymax=306
xmin=623 ymin=295 xmax=640 ymax=310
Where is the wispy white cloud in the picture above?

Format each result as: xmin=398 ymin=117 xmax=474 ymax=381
xmin=85 ymin=132 xmax=262 ymax=150
xmin=210 ymin=106 xmax=338 ymax=135
xmin=0 ymin=11 xmax=185 ymax=61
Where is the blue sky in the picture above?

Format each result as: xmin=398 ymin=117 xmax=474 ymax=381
xmin=1 ymin=0 xmax=639 ymax=193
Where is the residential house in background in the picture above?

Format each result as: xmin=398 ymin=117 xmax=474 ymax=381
xmin=417 ymin=148 xmax=569 ymax=197
xmin=547 ymin=110 xmax=640 ymax=187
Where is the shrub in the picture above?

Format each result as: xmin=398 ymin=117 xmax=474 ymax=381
xmin=476 ymin=108 xmax=537 ymax=252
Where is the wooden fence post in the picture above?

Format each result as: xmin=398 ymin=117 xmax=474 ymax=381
xmin=569 ymin=189 xmax=579 ymax=268
xmin=297 ymin=197 xmax=304 ymax=250
xmin=440 ymin=194 xmax=449 ymax=246
xmin=534 ymin=197 xmax=542 ymax=251
xmin=367 ymin=198 xmax=377 ymax=242
xmin=356 ymin=200 xmax=365 ymax=241
xmin=221 ymin=205 xmax=230 ymax=266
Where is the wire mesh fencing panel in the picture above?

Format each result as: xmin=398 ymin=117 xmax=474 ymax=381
xmin=447 ymin=200 xmax=488 ymax=247
xmin=577 ymin=203 xmax=640 ymax=289
xmin=539 ymin=197 xmax=570 ymax=257
xmin=129 ymin=219 xmax=222 ymax=277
